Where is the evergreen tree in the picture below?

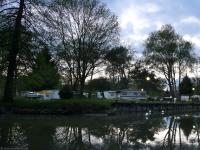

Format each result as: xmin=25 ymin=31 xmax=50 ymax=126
xmin=179 ymin=75 xmax=193 ymax=95
xmin=26 ymin=47 xmax=60 ymax=91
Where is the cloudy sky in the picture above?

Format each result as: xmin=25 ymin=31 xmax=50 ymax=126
xmin=101 ymin=0 xmax=200 ymax=55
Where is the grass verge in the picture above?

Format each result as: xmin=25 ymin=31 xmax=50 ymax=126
xmin=0 ymin=97 xmax=114 ymax=114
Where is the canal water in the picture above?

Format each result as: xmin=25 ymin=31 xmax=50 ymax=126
xmin=0 ymin=113 xmax=200 ymax=150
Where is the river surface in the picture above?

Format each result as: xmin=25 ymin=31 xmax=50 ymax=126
xmin=0 ymin=112 xmax=200 ymax=150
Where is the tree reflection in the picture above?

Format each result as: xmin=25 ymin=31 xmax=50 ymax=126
xmin=162 ymin=115 xmax=200 ymax=149
xmin=2 ymin=114 xmax=200 ymax=149
xmin=0 ymin=119 xmax=28 ymax=148
xmin=179 ymin=116 xmax=194 ymax=139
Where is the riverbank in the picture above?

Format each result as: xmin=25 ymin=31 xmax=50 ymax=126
xmin=0 ymin=98 xmax=114 ymax=115
xmin=1 ymin=98 xmax=200 ymax=115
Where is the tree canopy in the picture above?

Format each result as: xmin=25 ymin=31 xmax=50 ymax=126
xmin=87 ymin=77 xmax=110 ymax=92
xmin=129 ymin=61 xmax=165 ymax=96
xmin=144 ymin=24 xmax=195 ymax=98
xmin=105 ymin=46 xmax=132 ymax=89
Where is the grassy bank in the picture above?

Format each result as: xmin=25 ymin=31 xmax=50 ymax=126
xmin=0 ymin=97 xmax=114 ymax=114
xmin=1 ymin=97 xmax=200 ymax=115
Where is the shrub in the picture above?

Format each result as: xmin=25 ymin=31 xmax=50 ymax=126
xmin=59 ymin=85 xmax=73 ymax=99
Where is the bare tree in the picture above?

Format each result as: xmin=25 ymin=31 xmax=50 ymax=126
xmin=38 ymin=0 xmax=119 ymax=96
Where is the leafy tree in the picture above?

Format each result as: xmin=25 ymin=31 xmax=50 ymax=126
xmin=177 ymin=38 xmax=195 ymax=89
xmin=87 ymin=77 xmax=110 ymax=92
xmin=25 ymin=47 xmax=60 ymax=91
xmin=144 ymin=24 xmax=195 ymax=98
xmin=129 ymin=61 xmax=165 ymax=96
xmin=105 ymin=46 xmax=132 ymax=89
xmin=179 ymin=75 xmax=193 ymax=96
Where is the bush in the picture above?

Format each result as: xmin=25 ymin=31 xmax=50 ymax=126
xmin=59 ymin=85 xmax=73 ymax=99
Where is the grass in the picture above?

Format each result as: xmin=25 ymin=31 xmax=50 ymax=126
xmin=1 ymin=97 xmax=200 ymax=108
xmin=0 ymin=97 xmax=115 ymax=114
xmin=1 ymin=97 xmax=200 ymax=115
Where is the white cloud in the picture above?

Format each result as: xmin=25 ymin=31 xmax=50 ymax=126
xmin=183 ymin=34 xmax=200 ymax=47
xmin=104 ymin=0 xmax=200 ymax=55
xmin=119 ymin=3 xmax=160 ymax=30
xmin=145 ymin=3 xmax=161 ymax=13
xmin=119 ymin=3 xmax=160 ymax=51
xmin=120 ymin=6 xmax=149 ymax=30
xmin=181 ymin=16 xmax=200 ymax=24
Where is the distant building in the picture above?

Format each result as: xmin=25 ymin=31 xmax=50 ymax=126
xmin=97 ymin=89 xmax=147 ymax=100
xmin=37 ymin=90 xmax=60 ymax=100
xmin=21 ymin=90 xmax=60 ymax=100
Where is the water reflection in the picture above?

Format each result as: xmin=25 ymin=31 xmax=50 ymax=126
xmin=0 ymin=113 xmax=200 ymax=149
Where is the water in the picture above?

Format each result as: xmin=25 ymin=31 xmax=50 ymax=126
xmin=0 ymin=113 xmax=200 ymax=150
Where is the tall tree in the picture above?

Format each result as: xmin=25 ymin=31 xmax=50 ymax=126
xmin=0 ymin=0 xmax=55 ymax=101
xmin=39 ymin=0 xmax=119 ymax=96
xmin=2 ymin=0 xmax=25 ymax=101
xmin=105 ymin=46 xmax=132 ymax=89
xmin=144 ymin=24 xmax=194 ymax=98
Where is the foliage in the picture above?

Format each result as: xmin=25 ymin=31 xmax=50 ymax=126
xmin=87 ymin=77 xmax=110 ymax=92
xmin=179 ymin=75 xmax=193 ymax=95
xmin=105 ymin=46 xmax=133 ymax=89
xmin=144 ymin=24 xmax=195 ymax=98
xmin=129 ymin=61 xmax=165 ymax=96
xmin=25 ymin=47 xmax=60 ymax=91
xmin=59 ymin=85 xmax=73 ymax=99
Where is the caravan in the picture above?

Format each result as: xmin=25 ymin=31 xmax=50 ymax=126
xmin=97 ymin=89 xmax=147 ymax=100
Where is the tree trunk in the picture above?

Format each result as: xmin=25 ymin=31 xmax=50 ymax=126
xmin=3 ymin=0 xmax=24 ymax=102
xmin=79 ymin=78 xmax=85 ymax=97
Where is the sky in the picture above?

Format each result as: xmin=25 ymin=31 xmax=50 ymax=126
xmin=101 ymin=0 xmax=200 ymax=56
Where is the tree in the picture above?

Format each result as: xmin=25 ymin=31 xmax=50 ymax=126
xmin=25 ymin=47 xmax=60 ymax=91
xmin=37 ymin=0 xmax=119 ymax=96
xmin=144 ymin=24 xmax=195 ymax=98
xmin=0 ymin=26 xmax=40 ymax=95
xmin=0 ymin=0 xmax=49 ymax=101
xmin=87 ymin=77 xmax=110 ymax=92
xmin=179 ymin=75 xmax=193 ymax=96
xmin=105 ymin=46 xmax=132 ymax=89
xmin=129 ymin=61 xmax=165 ymax=96
xmin=177 ymin=38 xmax=195 ymax=90
xmin=1 ymin=0 xmax=25 ymax=101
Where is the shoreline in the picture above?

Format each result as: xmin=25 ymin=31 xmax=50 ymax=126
xmin=1 ymin=99 xmax=200 ymax=115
